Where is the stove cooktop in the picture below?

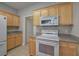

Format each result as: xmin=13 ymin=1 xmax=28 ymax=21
xmin=36 ymin=35 xmax=59 ymax=41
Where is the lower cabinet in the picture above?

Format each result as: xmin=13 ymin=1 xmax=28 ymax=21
xmin=7 ymin=33 xmax=22 ymax=51
xmin=15 ymin=34 xmax=22 ymax=46
xmin=28 ymin=37 xmax=78 ymax=56
xmin=59 ymin=41 xmax=78 ymax=56
xmin=29 ymin=36 xmax=36 ymax=56
xmin=7 ymin=37 xmax=15 ymax=50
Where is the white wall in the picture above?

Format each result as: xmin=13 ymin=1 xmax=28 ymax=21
xmin=18 ymin=2 xmax=79 ymax=45
xmin=72 ymin=2 xmax=79 ymax=37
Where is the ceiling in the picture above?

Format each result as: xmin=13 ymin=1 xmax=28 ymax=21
xmin=4 ymin=2 xmax=36 ymax=10
xmin=4 ymin=2 xmax=62 ymax=10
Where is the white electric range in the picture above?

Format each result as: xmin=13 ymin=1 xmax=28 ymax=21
xmin=36 ymin=30 xmax=59 ymax=56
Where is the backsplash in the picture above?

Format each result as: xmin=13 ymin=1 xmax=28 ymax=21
xmin=33 ymin=26 xmax=41 ymax=36
xmin=40 ymin=26 xmax=59 ymax=30
xmin=33 ymin=26 xmax=73 ymax=35
xmin=59 ymin=26 xmax=73 ymax=34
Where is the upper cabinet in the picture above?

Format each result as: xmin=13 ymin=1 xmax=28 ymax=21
xmin=48 ymin=5 xmax=58 ymax=16
xmin=0 ymin=10 xmax=20 ymax=26
xmin=33 ymin=3 xmax=73 ymax=26
xmin=59 ymin=3 xmax=72 ymax=25
xmin=33 ymin=8 xmax=49 ymax=26
xmin=13 ymin=15 xmax=20 ymax=26
xmin=40 ymin=8 xmax=48 ymax=16
xmin=0 ymin=11 xmax=5 ymax=16
xmin=5 ymin=13 xmax=14 ymax=26
xmin=33 ymin=10 xmax=40 ymax=26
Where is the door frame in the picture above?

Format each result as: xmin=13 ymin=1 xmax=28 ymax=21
xmin=24 ymin=16 xmax=33 ymax=45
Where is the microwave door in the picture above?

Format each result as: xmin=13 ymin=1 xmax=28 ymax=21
xmin=40 ymin=16 xmax=58 ymax=26
xmin=41 ymin=20 xmax=51 ymax=26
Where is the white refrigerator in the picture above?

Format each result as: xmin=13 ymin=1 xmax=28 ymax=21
xmin=0 ymin=15 xmax=7 ymax=56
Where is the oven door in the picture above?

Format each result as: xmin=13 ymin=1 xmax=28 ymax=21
xmin=36 ymin=39 xmax=59 ymax=56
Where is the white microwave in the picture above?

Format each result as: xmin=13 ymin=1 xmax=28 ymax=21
xmin=40 ymin=16 xmax=58 ymax=26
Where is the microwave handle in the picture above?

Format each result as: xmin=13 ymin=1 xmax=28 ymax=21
xmin=58 ymin=16 xmax=60 ymax=25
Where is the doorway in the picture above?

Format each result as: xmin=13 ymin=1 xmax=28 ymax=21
xmin=25 ymin=16 xmax=33 ymax=45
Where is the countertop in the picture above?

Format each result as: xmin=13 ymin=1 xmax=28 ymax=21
xmin=33 ymin=34 xmax=79 ymax=44
xmin=7 ymin=30 xmax=22 ymax=34
xmin=59 ymin=34 xmax=79 ymax=43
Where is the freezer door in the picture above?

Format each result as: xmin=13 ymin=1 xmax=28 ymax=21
xmin=0 ymin=16 xmax=7 ymax=41
xmin=0 ymin=42 xmax=7 ymax=56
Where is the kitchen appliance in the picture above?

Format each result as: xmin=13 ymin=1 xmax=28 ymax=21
xmin=40 ymin=16 xmax=58 ymax=26
xmin=0 ymin=15 xmax=7 ymax=56
xmin=36 ymin=30 xmax=59 ymax=56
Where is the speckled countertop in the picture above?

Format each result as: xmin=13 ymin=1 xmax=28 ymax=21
xmin=59 ymin=34 xmax=79 ymax=43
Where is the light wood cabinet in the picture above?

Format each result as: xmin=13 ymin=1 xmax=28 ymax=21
xmin=59 ymin=3 xmax=72 ymax=25
xmin=33 ymin=3 xmax=73 ymax=26
xmin=13 ymin=15 xmax=20 ymax=26
xmin=33 ymin=10 xmax=40 ymax=26
xmin=33 ymin=8 xmax=48 ymax=26
xmin=59 ymin=41 xmax=77 ymax=56
xmin=7 ymin=34 xmax=15 ymax=50
xmin=0 ymin=11 xmax=5 ymax=16
xmin=16 ymin=37 xmax=22 ymax=46
xmin=15 ymin=33 xmax=22 ymax=46
xmin=40 ymin=8 xmax=48 ymax=16
xmin=7 ymin=38 xmax=15 ymax=50
xmin=0 ymin=11 xmax=14 ymax=26
xmin=0 ymin=10 xmax=20 ymax=26
xmin=7 ymin=33 xmax=22 ymax=50
xmin=5 ymin=13 xmax=13 ymax=26
xmin=29 ymin=36 xmax=36 ymax=56
xmin=48 ymin=6 xmax=58 ymax=16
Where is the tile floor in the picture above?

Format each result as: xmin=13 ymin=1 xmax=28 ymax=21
xmin=7 ymin=45 xmax=29 ymax=56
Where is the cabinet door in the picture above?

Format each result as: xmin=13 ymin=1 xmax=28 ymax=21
xmin=29 ymin=37 xmax=36 ymax=56
xmin=40 ymin=8 xmax=48 ymax=16
xmin=33 ymin=10 xmax=40 ymax=26
xmin=59 ymin=42 xmax=77 ymax=56
xmin=59 ymin=42 xmax=68 ymax=56
xmin=48 ymin=6 xmax=58 ymax=16
xmin=0 ymin=11 xmax=13 ymax=26
xmin=0 ymin=11 xmax=5 ymax=16
xmin=13 ymin=15 xmax=20 ymax=26
xmin=15 ymin=37 xmax=22 ymax=46
xmin=5 ymin=13 xmax=13 ymax=26
xmin=15 ymin=34 xmax=22 ymax=46
xmin=59 ymin=3 xmax=72 ymax=25
xmin=7 ymin=37 xmax=15 ymax=50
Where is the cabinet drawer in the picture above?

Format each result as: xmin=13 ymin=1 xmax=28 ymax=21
xmin=59 ymin=41 xmax=68 ymax=46
xmin=8 ymin=34 xmax=16 ymax=38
